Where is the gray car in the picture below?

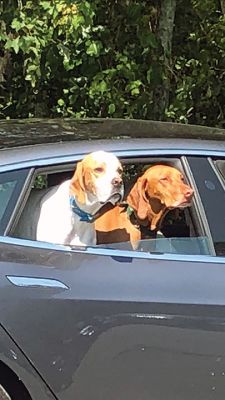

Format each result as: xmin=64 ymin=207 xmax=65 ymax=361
xmin=0 ymin=118 xmax=225 ymax=400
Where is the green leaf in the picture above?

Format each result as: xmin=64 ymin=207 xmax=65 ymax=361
xmin=98 ymin=80 xmax=107 ymax=94
xmin=86 ymin=41 xmax=102 ymax=56
xmin=108 ymin=103 xmax=115 ymax=114
xmin=57 ymin=99 xmax=65 ymax=106
xmin=11 ymin=19 xmax=24 ymax=32
xmin=4 ymin=39 xmax=13 ymax=50
xmin=131 ymin=87 xmax=140 ymax=95
xmin=29 ymin=47 xmax=39 ymax=57
xmin=6 ymin=37 xmax=20 ymax=54
xmin=40 ymin=1 xmax=51 ymax=10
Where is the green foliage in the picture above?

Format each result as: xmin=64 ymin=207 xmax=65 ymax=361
xmin=33 ymin=174 xmax=47 ymax=189
xmin=0 ymin=0 xmax=225 ymax=127
xmin=168 ymin=0 xmax=225 ymax=126
xmin=0 ymin=0 xmax=160 ymax=119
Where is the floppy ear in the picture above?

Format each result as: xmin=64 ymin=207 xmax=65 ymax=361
xmin=127 ymin=177 xmax=149 ymax=221
xmin=127 ymin=175 xmax=166 ymax=231
xmin=70 ymin=161 xmax=86 ymax=204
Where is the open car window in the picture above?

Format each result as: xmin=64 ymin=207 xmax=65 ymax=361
xmin=10 ymin=156 xmax=213 ymax=258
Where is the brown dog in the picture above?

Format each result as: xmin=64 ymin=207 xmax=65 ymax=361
xmin=95 ymin=165 xmax=194 ymax=248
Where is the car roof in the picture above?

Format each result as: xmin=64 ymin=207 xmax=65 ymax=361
xmin=0 ymin=118 xmax=225 ymax=167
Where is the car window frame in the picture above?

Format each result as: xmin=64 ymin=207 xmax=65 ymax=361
xmin=4 ymin=150 xmax=218 ymax=260
xmin=0 ymin=235 xmax=223 ymax=265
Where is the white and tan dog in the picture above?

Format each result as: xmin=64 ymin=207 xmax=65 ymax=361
xmin=16 ymin=151 xmax=124 ymax=246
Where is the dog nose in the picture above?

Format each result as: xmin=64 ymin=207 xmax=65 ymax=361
xmin=184 ymin=187 xmax=194 ymax=199
xmin=112 ymin=177 xmax=122 ymax=188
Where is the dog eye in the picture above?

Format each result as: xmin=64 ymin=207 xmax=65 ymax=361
xmin=160 ymin=177 xmax=168 ymax=181
xmin=94 ymin=167 xmax=104 ymax=173
xmin=117 ymin=167 xmax=123 ymax=175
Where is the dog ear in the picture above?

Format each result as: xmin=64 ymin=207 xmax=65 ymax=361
xmin=148 ymin=198 xmax=165 ymax=231
xmin=127 ymin=177 xmax=149 ymax=221
xmin=70 ymin=161 xmax=86 ymax=204
xmin=127 ymin=175 xmax=166 ymax=231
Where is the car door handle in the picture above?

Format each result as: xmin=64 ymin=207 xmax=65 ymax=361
xmin=6 ymin=276 xmax=69 ymax=289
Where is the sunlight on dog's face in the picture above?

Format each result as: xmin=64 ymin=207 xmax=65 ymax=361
xmin=127 ymin=164 xmax=194 ymax=231
xmin=70 ymin=151 xmax=124 ymax=205
xmin=90 ymin=151 xmax=124 ymax=203
xmin=145 ymin=165 xmax=194 ymax=208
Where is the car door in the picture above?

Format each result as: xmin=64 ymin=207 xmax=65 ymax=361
xmin=1 ymin=155 xmax=225 ymax=400
xmin=1 ymin=250 xmax=225 ymax=400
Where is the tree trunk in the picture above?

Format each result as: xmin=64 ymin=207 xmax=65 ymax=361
xmin=152 ymin=0 xmax=176 ymax=121
xmin=220 ymin=0 xmax=225 ymax=16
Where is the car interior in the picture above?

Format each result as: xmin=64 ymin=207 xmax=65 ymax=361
xmin=10 ymin=156 xmax=212 ymax=256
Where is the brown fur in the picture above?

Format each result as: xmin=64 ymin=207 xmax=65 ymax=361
xmin=95 ymin=165 xmax=194 ymax=248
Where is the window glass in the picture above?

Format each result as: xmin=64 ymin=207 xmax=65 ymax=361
xmin=214 ymin=159 xmax=225 ymax=183
xmin=0 ymin=169 xmax=30 ymax=234
xmin=212 ymin=158 xmax=225 ymax=256
xmin=0 ymin=181 xmax=17 ymax=220
xmin=99 ymin=236 xmax=211 ymax=256
xmin=188 ymin=157 xmax=225 ymax=257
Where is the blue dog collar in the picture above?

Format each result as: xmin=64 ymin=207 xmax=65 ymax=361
xmin=69 ymin=196 xmax=95 ymax=223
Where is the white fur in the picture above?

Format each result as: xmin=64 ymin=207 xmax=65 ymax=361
xmin=36 ymin=180 xmax=98 ymax=246
xmin=90 ymin=151 xmax=123 ymax=203
xmin=15 ymin=151 xmax=123 ymax=247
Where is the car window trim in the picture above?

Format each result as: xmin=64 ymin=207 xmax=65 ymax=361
xmin=0 ymin=148 xmax=225 ymax=173
xmin=181 ymin=156 xmax=216 ymax=255
xmin=0 ymin=235 xmax=223 ymax=265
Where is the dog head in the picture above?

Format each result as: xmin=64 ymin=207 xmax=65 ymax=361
xmin=70 ymin=151 xmax=124 ymax=205
xmin=127 ymin=165 xmax=194 ymax=230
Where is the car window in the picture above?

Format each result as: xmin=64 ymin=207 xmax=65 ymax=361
xmin=188 ymin=157 xmax=225 ymax=257
xmin=213 ymin=160 xmax=225 ymax=254
xmin=0 ymin=169 xmax=30 ymax=235
xmin=214 ymin=159 xmax=225 ymax=188
xmin=11 ymin=157 xmax=211 ymax=258
xmin=0 ymin=181 xmax=17 ymax=219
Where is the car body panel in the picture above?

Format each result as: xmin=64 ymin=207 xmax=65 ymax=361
xmin=1 ymin=239 xmax=225 ymax=399
xmin=0 ymin=119 xmax=225 ymax=399
xmin=0 ymin=325 xmax=56 ymax=400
